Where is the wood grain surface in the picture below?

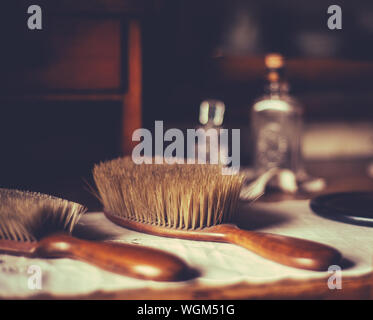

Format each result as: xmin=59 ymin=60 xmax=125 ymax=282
xmin=105 ymin=214 xmax=342 ymax=271
xmin=0 ymin=234 xmax=191 ymax=282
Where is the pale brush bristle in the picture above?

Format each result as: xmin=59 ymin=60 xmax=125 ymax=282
xmin=0 ymin=189 xmax=87 ymax=242
xmin=93 ymin=157 xmax=244 ymax=230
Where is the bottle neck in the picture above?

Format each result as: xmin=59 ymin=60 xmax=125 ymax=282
xmin=199 ymin=99 xmax=225 ymax=127
xmin=265 ymin=69 xmax=289 ymax=99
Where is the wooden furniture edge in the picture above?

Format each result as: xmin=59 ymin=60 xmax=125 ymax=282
xmin=4 ymin=272 xmax=371 ymax=300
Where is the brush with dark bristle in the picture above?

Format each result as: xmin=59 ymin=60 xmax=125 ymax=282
xmin=94 ymin=156 xmax=342 ymax=271
xmin=0 ymin=188 xmax=193 ymax=281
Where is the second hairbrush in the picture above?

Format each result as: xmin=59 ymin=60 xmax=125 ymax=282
xmin=0 ymin=188 xmax=192 ymax=281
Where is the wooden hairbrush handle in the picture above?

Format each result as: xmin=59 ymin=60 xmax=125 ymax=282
xmin=35 ymin=234 xmax=191 ymax=281
xmin=215 ymin=225 xmax=341 ymax=271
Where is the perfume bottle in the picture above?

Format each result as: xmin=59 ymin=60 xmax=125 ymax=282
xmin=251 ymin=54 xmax=304 ymax=177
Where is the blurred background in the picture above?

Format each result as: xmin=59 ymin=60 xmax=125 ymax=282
xmin=1 ymin=0 xmax=373 ymax=209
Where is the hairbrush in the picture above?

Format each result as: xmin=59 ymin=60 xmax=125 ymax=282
xmin=0 ymin=188 xmax=191 ymax=281
xmin=93 ymin=157 xmax=341 ymax=271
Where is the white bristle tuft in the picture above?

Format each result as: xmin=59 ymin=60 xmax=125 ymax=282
xmin=93 ymin=157 xmax=245 ymax=230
